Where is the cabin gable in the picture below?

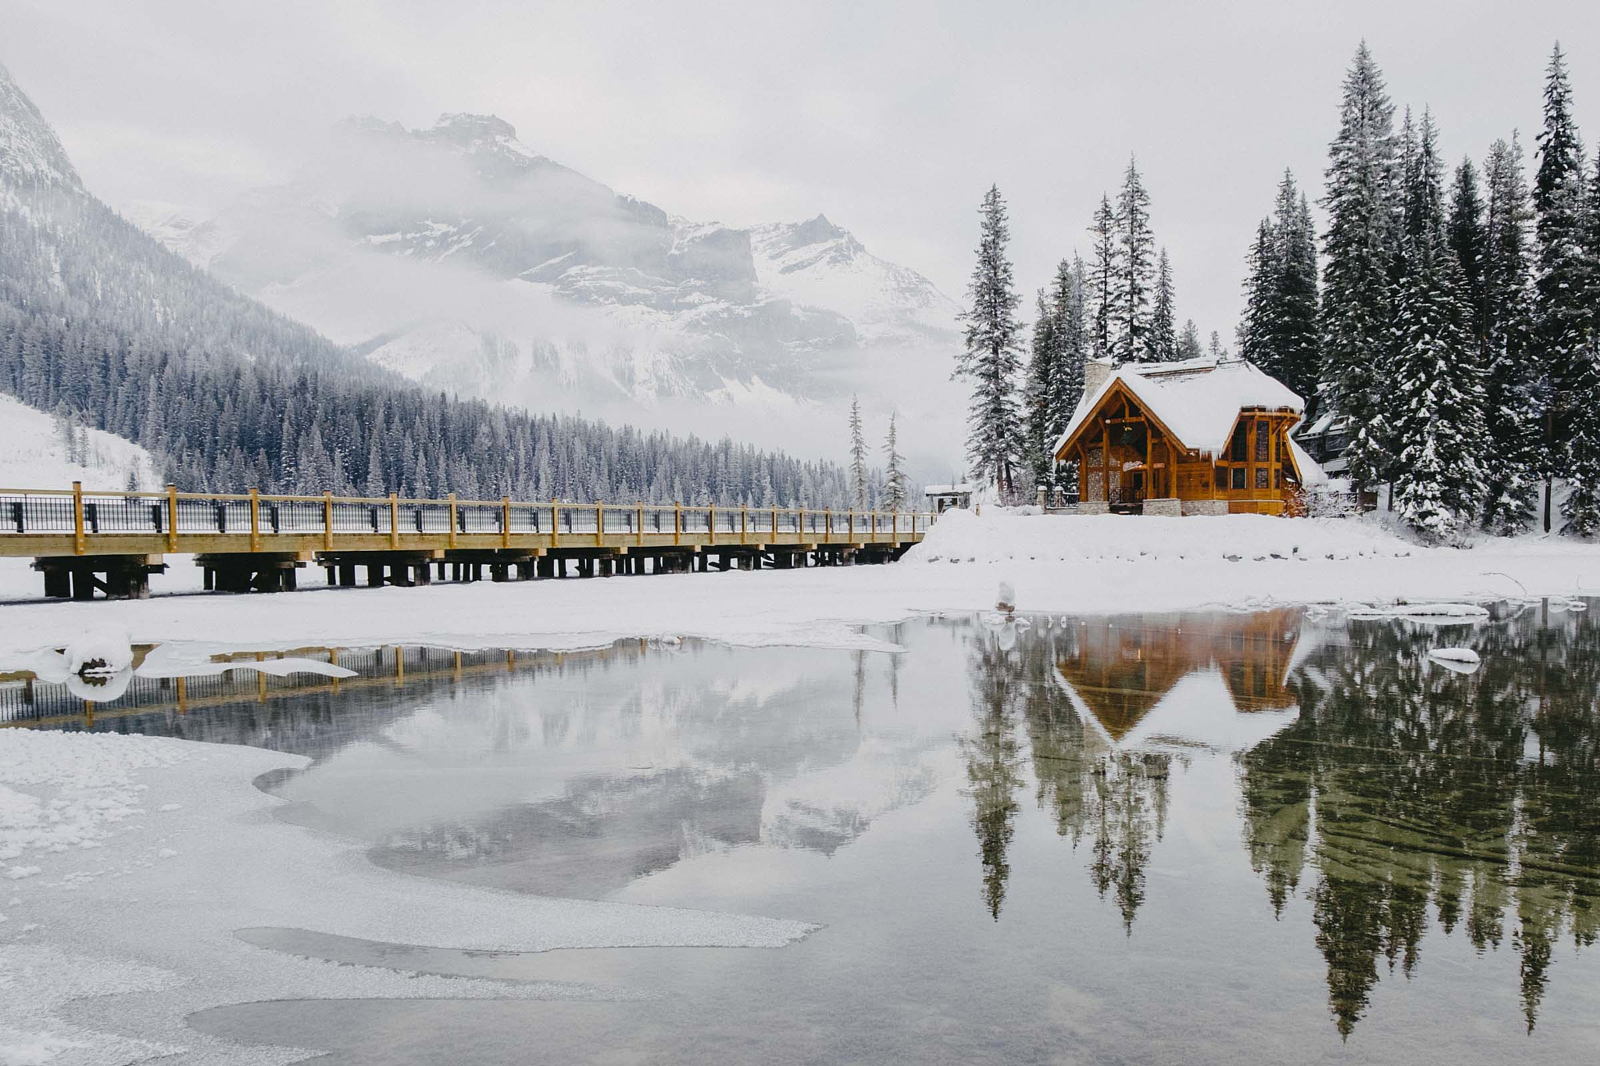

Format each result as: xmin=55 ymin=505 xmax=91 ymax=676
xmin=1051 ymin=362 xmax=1308 ymax=516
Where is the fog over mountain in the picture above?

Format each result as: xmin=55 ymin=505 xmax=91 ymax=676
xmin=130 ymin=112 xmax=966 ymax=472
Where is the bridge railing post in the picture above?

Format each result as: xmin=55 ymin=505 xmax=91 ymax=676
xmin=551 ymin=498 xmax=560 ymax=549
xmin=166 ymin=484 xmax=179 ymax=552
xmin=72 ymin=481 xmax=85 ymax=556
xmin=595 ymin=503 xmax=604 ymax=547
xmin=250 ymin=488 xmax=261 ymax=552
xmin=323 ymin=492 xmax=333 ymax=551
xmin=674 ymin=501 xmax=682 ymax=546
xmin=448 ymin=493 xmax=457 ymax=549
xmin=502 ymin=496 xmax=511 ymax=549
xmin=638 ymin=500 xmax=644 ymax=547
xmin=392 ymin=493 xmax=402 ymax=549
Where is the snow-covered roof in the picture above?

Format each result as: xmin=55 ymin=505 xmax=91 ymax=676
xmin=1285 ymin=436 xmax=1328 ymax=486
xmin=924 ymin=483 xmax=973 ymax=495
xmin=1054 ymin=357 xmax=1304 ymax=457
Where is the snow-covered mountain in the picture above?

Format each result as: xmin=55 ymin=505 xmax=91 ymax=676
xmin=138 ymin=113 xmax=963 ymax=452
xmin=0 ymin=61 xmax=80 ymax=196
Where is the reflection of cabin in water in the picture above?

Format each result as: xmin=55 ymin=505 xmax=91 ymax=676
xmin=1054 ymin=611 xmax=1304 ymax=744
xmin=1053 ymin=356 xmax=1323 ymax=516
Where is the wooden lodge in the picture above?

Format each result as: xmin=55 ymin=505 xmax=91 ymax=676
xmin=1052 ymin=356 xmax=1322 ymax=516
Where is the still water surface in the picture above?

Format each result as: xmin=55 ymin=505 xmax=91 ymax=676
xmin=11 ymin=602 xmax=1600 ymax=1063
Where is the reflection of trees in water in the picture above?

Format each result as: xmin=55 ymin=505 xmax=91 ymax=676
xmin=1238 ymin=601 xmax=1600 ymax=1037
xmin=960 ymin=628 xmax=1026 ymax=920
xmin=961 ymin=621 xmax=1171 ymax=927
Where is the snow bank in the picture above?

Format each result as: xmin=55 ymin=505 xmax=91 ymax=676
xmin=0 ymin=730 xmax=815 ymax=1064
xmin=905 ymin=508 xmax=1416 ymax=566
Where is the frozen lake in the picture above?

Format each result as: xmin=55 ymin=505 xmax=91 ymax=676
xmin=10 ymin=602 xmax=1600 ymax=1063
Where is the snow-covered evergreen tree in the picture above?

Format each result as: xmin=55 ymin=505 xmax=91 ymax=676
xmin=1474 ymin=137 xmax=1543 ymax=531
xmin=848 ymin=394 xmax=868 ymax=507
xmin=883 ymin=413 xmax=908 ymax=511
xmin=1178 ymin=319 xmax=1203 ymax=360
xmin=1023 ymin=286 xmax=1060 ymax=490
xmin=1533 ymin=43 xmax=1598 ymax=535
xmin=1112 ymin=158 xmax=1155 ymax=362
xmin=1150 ymin=248 xmax=1178 ymax=361
xmin=1239 ymin=221 xmax=1279 ymax=371
xmin=1388 ymin=112 xmax=1489 ymax=540
xmin=1321 ymin=42 xmax=1401 ymax=495
xmin=1022 ymin=258 xmax=1088 ymax=488
xmin=955 ymin=185 xmax=1025 ymax=496
xmin=1273 ymin=174 xmax=1322 ymax=399
xmin=1087 ymin=195 xmax=1117 ymax=360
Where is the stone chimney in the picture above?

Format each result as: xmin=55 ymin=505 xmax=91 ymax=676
xmin=1083 ymin=356 xmax=1114 ymax=397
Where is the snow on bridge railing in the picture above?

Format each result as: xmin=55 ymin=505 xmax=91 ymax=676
xmin=0 ymin=484 xmax=935 ymax=545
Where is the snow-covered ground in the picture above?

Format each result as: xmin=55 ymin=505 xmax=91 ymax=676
xmin=0 ymin=730 xmax=813 ymax=1064
xmin=0 ymin=394 xmax=163 ymax=491
xmin=0 ymin=509 xmax=1593 ymax=674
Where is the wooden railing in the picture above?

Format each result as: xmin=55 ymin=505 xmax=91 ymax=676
xmin=0 ymin=482 xmax=933 ymax=558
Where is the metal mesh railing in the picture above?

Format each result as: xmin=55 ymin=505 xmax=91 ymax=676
xmin=0 ymin=485 xmax=936 ymax=546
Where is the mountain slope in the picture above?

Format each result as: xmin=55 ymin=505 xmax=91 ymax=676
xmin=0 ymin=61 xmax=861 ymax=506
xmin=0 ymin=393 xmax=161 ymax=489
xmin=142 ymin=112 xmax=963 ymax=449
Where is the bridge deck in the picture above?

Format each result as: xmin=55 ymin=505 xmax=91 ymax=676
xmin=1 ymin=484 xmax=931 ymax=563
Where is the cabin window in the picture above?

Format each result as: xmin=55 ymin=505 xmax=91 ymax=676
xmin=1255 ymin=420 xmax=1270 ymax=462
xmin=1230 ymin=422 xmax=1248 ymax=462
xmin=1255 ymin=467 xmax=1270 ymax=489
xmin=1215 ymin=466 xmax=1227 ymax=489
xmin=1231 ymin=467 xmax=1246 ymax=490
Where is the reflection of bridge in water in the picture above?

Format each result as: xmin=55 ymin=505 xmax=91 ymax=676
xmin=0 ymin=643 xmax=636 ymax=739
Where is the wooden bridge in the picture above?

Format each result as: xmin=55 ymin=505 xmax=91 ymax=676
xmin=0 ymin=483 xmax=934 ymax=599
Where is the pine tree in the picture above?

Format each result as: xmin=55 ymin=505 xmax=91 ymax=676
xmin=1178 ymin=319 xmax=1203 ymax=360
xmin=1274 ymin=178 xmax=1322 ymax=398
xmin=1478 ymin=136 xmax=1543 ymax=532
xmin=955 ymin=186 xmax=1025 ymax=496
xmin=1239 ymin=220 xmax=1279 ymax=370
xmin=1022 ymin=259 xmax=1088 ymax=489
xmin=1533 ymin=44 xmax=1598 ymax=535
xmin=1150 ymin=248 xmax=1178 ymax=361
xmin=1388 ymin=111 xmax=1489 ymax=540
xmin=1321 ymin=42 xmax=1401 ymax=495
xmin=1023 ymin=286 xmax=1060 ymax=489
xmin=883 ymin=413 xmax=908 ymax=511
xmin=1087 ymin=195 xmax=1117 ymax=360
xmin=1112 ymin=158 xmax=1155 ymax=361
xmin=848 ymin=394 xmax=868 ymax=508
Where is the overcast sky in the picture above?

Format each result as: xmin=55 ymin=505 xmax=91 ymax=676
xmin=6 ymin=0 xmax=1598 ymax=344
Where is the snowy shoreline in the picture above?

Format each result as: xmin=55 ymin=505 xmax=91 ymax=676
xmin=0 ymin=511 xmax=1594 ymax=673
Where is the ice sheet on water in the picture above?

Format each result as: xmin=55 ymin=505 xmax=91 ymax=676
xmin=0 ymin=729 xmax=816 ymax=1064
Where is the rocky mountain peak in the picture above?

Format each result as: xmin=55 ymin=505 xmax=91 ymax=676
xmin=0 ymin=62 xmax=82 ymax=192
xmin=431 ymin=113 xmax=519 ymax=144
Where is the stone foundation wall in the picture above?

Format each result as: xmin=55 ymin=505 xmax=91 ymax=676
xmin=1180 ymin=499 xmax=1230 ymax=516
xmin=1142 ymin=498 xmax=1182 ymax=517
xmin=1077 ymin=500 xmax=1111 ymax=515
